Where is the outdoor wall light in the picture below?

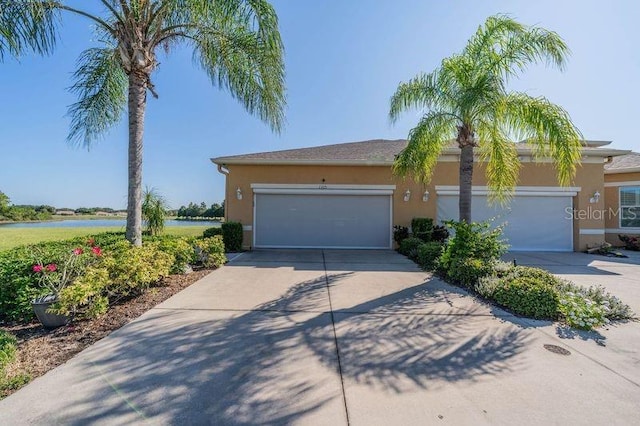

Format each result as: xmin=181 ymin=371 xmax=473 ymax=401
xmin=236 ymin=187 xmax=243 ymax=200
xmin=403 ymin=190 xmax=411 ymax=202
xmin=422 ymin=190 xmax=430 ymax=202
xmin=589 ymin=191 xmax=600 ymax=204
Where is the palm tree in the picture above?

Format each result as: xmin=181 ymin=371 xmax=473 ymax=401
xmin=1 ymin=0 xmax=285 ymax=245
xmin=389 ymin=15 xmax=582 ymax=223
xmin=141 ymin=187 xmax=168 ymax=236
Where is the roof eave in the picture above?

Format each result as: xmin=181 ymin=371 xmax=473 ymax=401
xmin=605 ymin=166 xmax=640 ymax=174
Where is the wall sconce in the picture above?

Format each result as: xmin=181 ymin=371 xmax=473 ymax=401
xmin=589 ymin=191 xmax=600 ymax=204
xmin=403 ymin=190 xmax=411 ymax=202
xmin=236 ymin=187 xmax=243 ymax=200
xmin=422 ymin=190 xmax=430 ymax=202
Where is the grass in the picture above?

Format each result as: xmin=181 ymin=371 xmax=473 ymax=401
xmin=0 ymin=226 xmax=211 ymax=251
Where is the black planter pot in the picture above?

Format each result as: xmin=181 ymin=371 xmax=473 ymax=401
xmin=32 ymin=295 xmax=69 ymax=329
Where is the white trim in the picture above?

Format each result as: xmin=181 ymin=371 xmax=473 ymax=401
xmin=579 ymin=229 xmax=605 ymax=235
xmin=252 ymin=193 xmax=257 ymax=249
xmin=604 ymin=181 xmax=640 ymax=187
xmin=251 ymin=183 xmax=396 ymax=190
xmin=435 ymin=185 xmax=581 ymax=197
xmin=606 ymin=228 xmax=640 ymax=234
xmin=253 ymin=188 xmax=394 ymax=195
xmin=605 ymin=167 xmax=640 ymax=174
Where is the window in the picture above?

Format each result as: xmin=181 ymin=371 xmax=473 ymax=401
xmin=620 ymin=187 xmax=640 ymax=228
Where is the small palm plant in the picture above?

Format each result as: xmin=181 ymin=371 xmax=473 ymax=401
xmin=390 ymin=15 xmax=582 ymax=222
xmin=142 ymin=187 xmax=168 ymax=236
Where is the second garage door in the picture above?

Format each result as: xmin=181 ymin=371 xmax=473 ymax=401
xmin=437 ymin=192 xmax=575 ymax=251
xmin=254 ymin=193 xmax=392 ymax=249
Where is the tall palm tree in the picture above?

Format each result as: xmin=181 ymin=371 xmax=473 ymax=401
xmin=1 ymin=0 xmax=285 ymax=245
xmin=390 ymin=15 xmax=582 ymax=223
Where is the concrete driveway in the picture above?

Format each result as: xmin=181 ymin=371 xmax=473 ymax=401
xmin=1 ymin=249 xmax=639 ymax=425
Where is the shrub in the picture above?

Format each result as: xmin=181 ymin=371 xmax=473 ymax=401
xmin=558 ymin=291 xmax=608 ymax=329
xmin=398 ymin=237 xmax=423 ymax=259
xmin=103 ymin=242 xmax=173 ymax=297
xmin=141 ymin=188 xmax=168 ymax=236
xmin=54 ymin=267 xmax=110 ymax=318
xmin=153 ymin=237 xmax=196 ymax=274
xmin=447 ymin=257 xmax=493 ymax=287
xmin=393 ymin=226 xmax=409 ymax=245
xmin=0 ymin=246 xmax=48 ymax=321
xmin=194 ymin=236 xmax=227 ymax=268
xmin=438 ymin=220 xmax=507 ymax=276
xmin=619 ymin=234 xmax=640 ymax=251
xmin=432 ymin=225 xmax=449 ymax=243
xmin=411 ymin=217 xmax=434 ymax=242
xmin=416 ymin=242 xmax=443 ymax=271
xmin=557 ymin=281 xmax=634 ymax=321
xmin=508 ymin=266 xmax=562 ymax=285
xmin=203 ymin=227 xmax=223 ymax=238
xmin=221 ymin=222 xmax=243 ymax=252
xmin=491 ymin=276 xmax=559 ymax=319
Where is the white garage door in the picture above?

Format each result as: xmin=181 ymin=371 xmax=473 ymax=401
xmin=254 ymin=193 xmax=392 ymax=249
xmin=437 ymin=193 xmax=574 ymax=251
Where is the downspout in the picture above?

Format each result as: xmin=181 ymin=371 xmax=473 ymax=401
xmin=214 ymin=162 xmax=229 ymax=219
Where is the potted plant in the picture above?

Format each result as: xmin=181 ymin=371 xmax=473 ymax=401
xmin=31 ymin=241 xmax=102 ymax=328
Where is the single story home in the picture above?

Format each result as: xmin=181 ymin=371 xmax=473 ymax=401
xmin=212 ymin=139 xmax=631 ymax=252
xmin=604 ymin=152 xmax=640 ymax=245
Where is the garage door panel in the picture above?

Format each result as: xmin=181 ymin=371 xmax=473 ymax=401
xmin=437 ymin=195 xmax=573 ymax=251
xmin=255 ymin=194 xmax=391 ymax=248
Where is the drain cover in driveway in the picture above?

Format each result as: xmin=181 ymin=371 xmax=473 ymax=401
xmin=544 ymin=344 xmax=571 ymax=355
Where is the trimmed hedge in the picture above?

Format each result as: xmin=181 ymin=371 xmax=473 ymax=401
xmin=203 ymin=227 xmax=223 ymax=238
xmin=411 ymin=218 xmax=434 ymax=242
xmin=221 ymin=222 xmax=243 ymax=252
xmin=416 ymin=242 xmax=443 ymax=271
xmin=398 ymin=237 xmax=423 ymax=260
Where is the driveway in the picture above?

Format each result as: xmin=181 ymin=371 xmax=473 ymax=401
xmin=1 ymin=249 xmax=639 ymax=425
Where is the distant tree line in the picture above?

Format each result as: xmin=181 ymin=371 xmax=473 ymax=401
xmin=0 ymin=190 xmax=54 ymax=221
xmin=177 ymin=201 xmax=224 ymax=218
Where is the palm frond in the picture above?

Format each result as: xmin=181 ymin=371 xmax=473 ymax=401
xmin=497 ymin=92 xmax=582 ymax=186
xmin=0 ymin=0 xmax=58 ymax=61
xmin=67 ymin=47 xmax=128 ymax=147
xmin=477 ymin=122 xmax=521 ymax=203
xmin=393 ymin=111 xmax=457 ymax=182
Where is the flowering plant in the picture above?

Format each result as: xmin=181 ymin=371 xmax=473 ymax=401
xmin=32 ymin=240 xmax=103 ymax=298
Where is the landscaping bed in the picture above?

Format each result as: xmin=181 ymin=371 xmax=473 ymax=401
xmin=0 ymin=268 xmax=210 ymax=399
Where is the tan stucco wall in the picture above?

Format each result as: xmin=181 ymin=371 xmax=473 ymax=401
xmin=221 ymin=161 xmax=605 ymax=251
xmin=604 ymin=171 xmax=640 ymax=245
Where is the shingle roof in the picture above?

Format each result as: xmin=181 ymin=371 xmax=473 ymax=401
xmin=213 ymin=139 xmax=409 ymax=164
xmin=212 ymin=138 xmax=630 ymax=165
xmin=605 ymin=152 xmax=640 ymax=173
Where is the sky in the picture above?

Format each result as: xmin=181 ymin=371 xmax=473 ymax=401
xmin=1 ymin=0 xmax=639 ymax=210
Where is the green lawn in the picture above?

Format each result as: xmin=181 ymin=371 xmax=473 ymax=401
xmin=0 ymin=226 xmax=210 ymax=251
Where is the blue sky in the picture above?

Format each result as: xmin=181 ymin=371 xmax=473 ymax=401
xmin=1 ymin=0 xmax=638 ymax=209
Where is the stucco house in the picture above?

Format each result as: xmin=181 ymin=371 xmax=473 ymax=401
xmin=212 ymin=139 xmax=629 ymax=252
xmin=604 ymin=152 xmax=640 ymax=245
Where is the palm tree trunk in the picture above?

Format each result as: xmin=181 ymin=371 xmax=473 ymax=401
xmin=459 ymin=144 xmax=474 ymax=223
xmin=125 ymin=72 xmax=147 ymax=246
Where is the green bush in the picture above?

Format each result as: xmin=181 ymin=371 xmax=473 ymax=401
xmin=491 ymin=276 xmax=559 ymax=319
xmin=398 ymin=237 xmax=423 ymax=259
xmin=203 ymin=227 xmax=223 ymax=238
xmin=416 ymin=242 xmax=443 ymax=271
xmin=153 ymin=237 xmax=196 ymax=274
xmin=195 ymin=236 xmax=227 ymax=268
xmin=0 ymin=246 xmax=48 ymax=321
xmin=438 ymin=220 xmax=507 ymax=277
xmin=411 ymin=217 xmax=434 ymax=242
xmin=558 ymin=291 xmax=608 ymax=329
xmin=432 ymin=225 xmax=449 ymax=243
xmin=393 ymin=226 xmax=409 ymax=245
xmin=557 ymin=281 xmax=634 ymax=321
xmin=447 ymin=257 xmax=493 ymax=287
xmin=221 ymin=222 xmax=243 ymax=252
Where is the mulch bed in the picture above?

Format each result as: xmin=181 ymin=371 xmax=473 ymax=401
xmin=0 ymin=268 xmax=213 ymax=398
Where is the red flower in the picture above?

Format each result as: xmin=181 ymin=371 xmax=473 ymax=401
xmin=73 ymin=248 xmax=83 ymax=256
xmin=91 ymin=246 xmax=102 ymax=256
xmin=32 ymin=264 xmax=43 ymax=273
xmin=45 ymin=263 xmax=57 ymax=272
